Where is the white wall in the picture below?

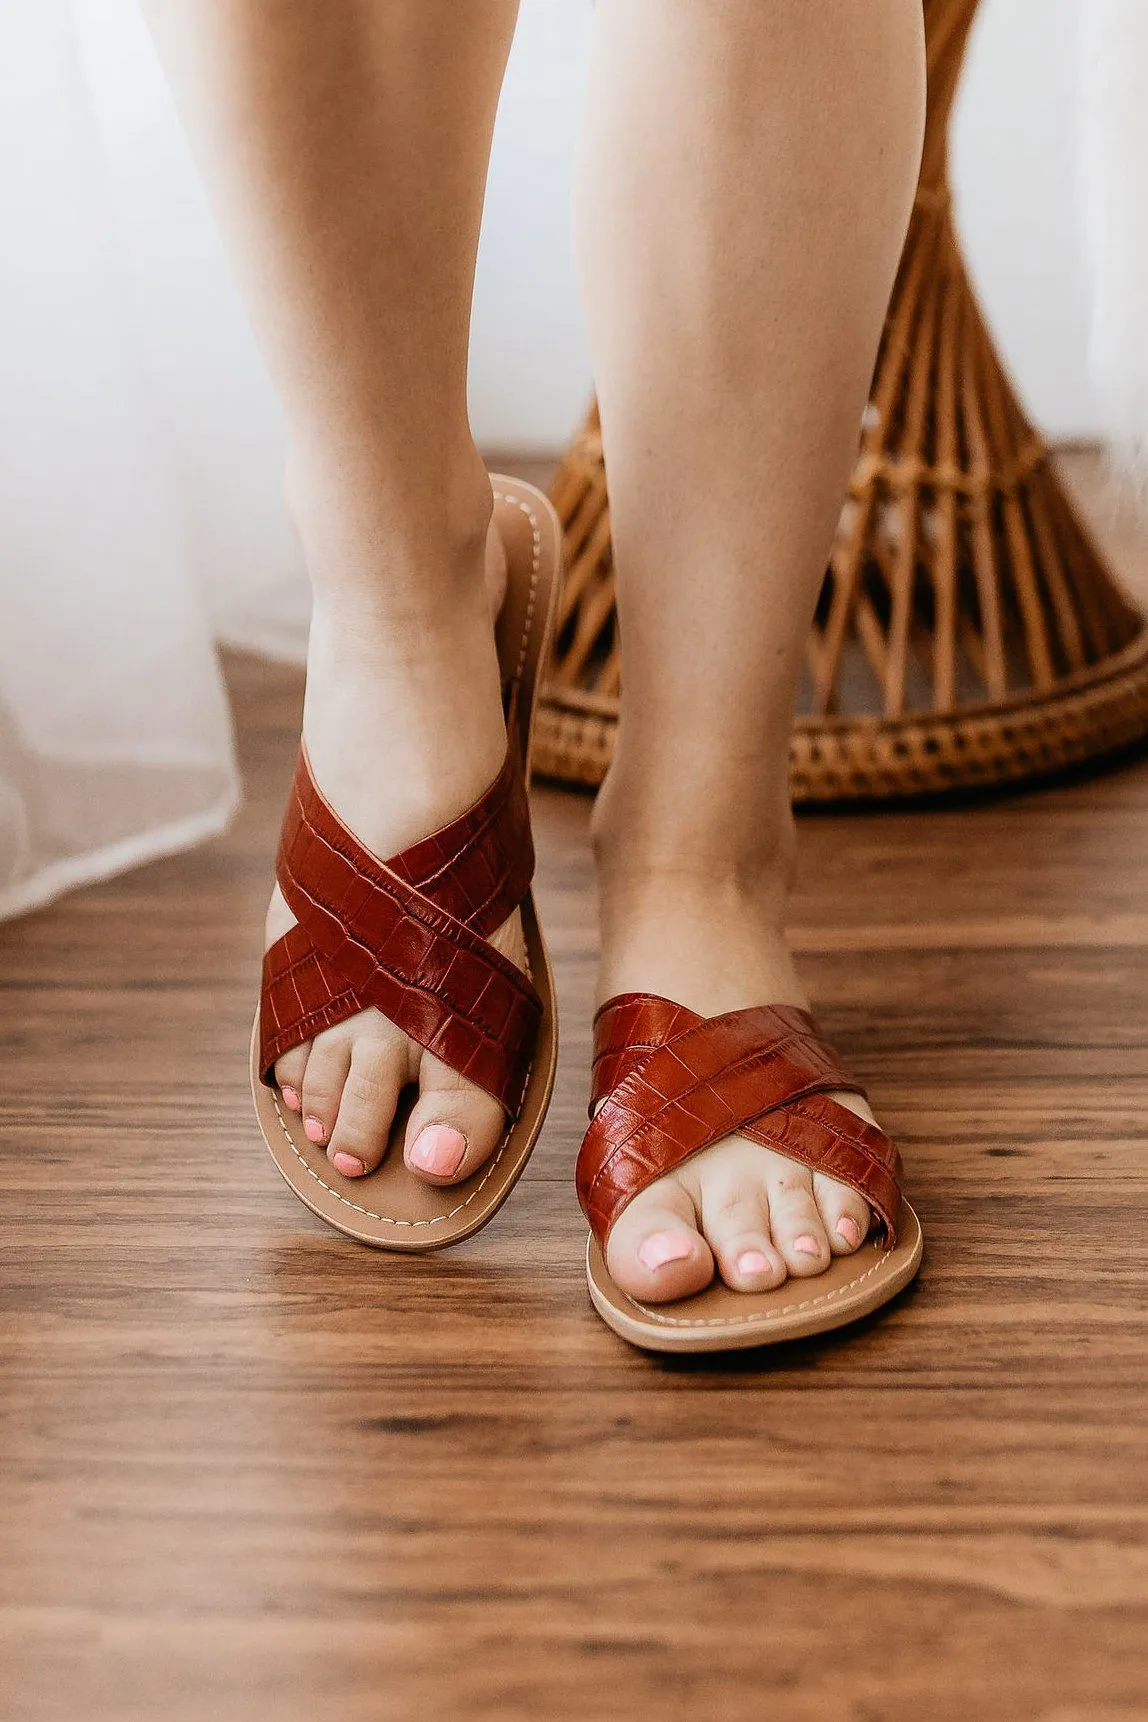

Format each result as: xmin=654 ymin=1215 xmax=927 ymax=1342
xmin=952 ymin=0 xmax=1096 ymax=439
xmin=470 ymin=1 xmax=595 ymax=452
xmin=473 ymin=0 xmax=1099 ymax=451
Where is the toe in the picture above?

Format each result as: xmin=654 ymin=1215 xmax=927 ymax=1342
xmin=403 ymin=1050 xmax=508 ymax=1186
xmin=765 ymin=1164 xmax=832 ymax=1278
xmin=698 ymin=1169 xmax=787 ymax=1292
xmin=326 ymin=1033 xmax=406 ymax=1177
xmin=299 ymin=1031 xmax=353 ymax=1154
xmin=605 ymin=1180 xmax=714 ymax=1304
xmin=813 ymin=1172 xmax=872 ymax=1255
xmin=274 ymin=1043 xmax=309 ymax=1113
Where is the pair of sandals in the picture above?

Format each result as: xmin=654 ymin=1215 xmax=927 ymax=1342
xmin=251 ymin=477 xmax=923 ymax=1354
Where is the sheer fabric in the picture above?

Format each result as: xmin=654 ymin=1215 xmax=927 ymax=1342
xmin=0 ymin=0 xmax=589 ymax=921
xmin=0 ymin=4 xmax=309 ymax=919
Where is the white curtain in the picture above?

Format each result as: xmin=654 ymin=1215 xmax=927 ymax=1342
xmin=0 ymin=2 xmax=309 ymax=919
xmin=0 ymin=0 xmax=590 ymax=921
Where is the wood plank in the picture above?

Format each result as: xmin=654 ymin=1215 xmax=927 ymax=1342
xmin=1 ymin=458 xmax=1147 ymax=1722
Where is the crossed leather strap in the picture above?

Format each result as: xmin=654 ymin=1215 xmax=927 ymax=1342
xmin=577 ymin=993 xmax=903 ymax=1249
xmin=260 ymin=749 xmax=901 ymax=1234
xmin=259 ymin=743 xmax=542 ymax=1120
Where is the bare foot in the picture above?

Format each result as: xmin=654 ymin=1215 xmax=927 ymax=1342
xmin=267 ymin=512 xmax=526 ymax=1187
xmin=594 ymin=838 xmax=876 ymax=1304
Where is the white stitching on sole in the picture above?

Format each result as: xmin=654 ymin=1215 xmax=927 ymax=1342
xmin=265 ymin=481 xmax=546 ymax=1230
xmin=270 ymin=1085 xmax=517 ymax=1228
xmin=492 ymin=488 xmax=542 ymax=685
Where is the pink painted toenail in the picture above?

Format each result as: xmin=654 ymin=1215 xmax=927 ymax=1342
xmin=637 ymin=1232 xmax=693 ymax=1272
xmin=409 ymin=1125 xmax=467 ymax=1177
xmin=737 ymin=1250 xmax=771 ymax=1276
xmin=280 ymin=1086 xmax=301 ymax=1112
xmin=304 ymin=1115 xmax=326 ymax=1145
xmin=837 ymin=1216 xmax=862 ymax=1248
xmin=332 ymin=1152 xmax=365 ymax=1178
xmin=793 ymin=1234 xmax=821 ymax=1257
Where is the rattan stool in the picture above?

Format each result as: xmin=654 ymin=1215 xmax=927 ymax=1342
xmin=535 ymin=0 xmax=1148 ymax=801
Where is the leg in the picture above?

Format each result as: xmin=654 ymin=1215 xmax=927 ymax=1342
xmin=145 ymin=0 xmax=523 ymax=1182
xmin=574 ymin=0 xmax=925 ymax=1298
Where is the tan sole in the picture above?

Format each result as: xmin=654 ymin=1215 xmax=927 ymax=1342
xmin=585 ymin=1201 xmax=923 ymax=1353
xmin=250 ymin=475 xmax=562 ymax=1251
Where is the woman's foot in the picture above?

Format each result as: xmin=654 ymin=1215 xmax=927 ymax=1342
xmin=593 ymin=816 xmax=876 ymax=1305
xmin=266 ymin=495 xmax=525 ymax=1188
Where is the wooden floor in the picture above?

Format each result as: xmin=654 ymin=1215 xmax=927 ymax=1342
xmin=3 ymin=456 xmax=1148 ymax=1722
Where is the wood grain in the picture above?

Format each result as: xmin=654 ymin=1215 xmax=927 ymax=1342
xmin=2 ymin=457 xmax=1147 ymax=1722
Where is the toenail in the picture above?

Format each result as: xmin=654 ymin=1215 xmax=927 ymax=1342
xmin=332 ymin=1151 xmax=365 ymax=1178
xmin=736 ymin=1250 xmax=771 ymax=1276
xmin=637 ymin=1232 xmax=693 ymax=1272
xmin=793 ymin=1234 xmax=821 ymax=1257
xmin=837 ymin=1216 xmax=862 ymax=1248
xmin=409 ymin=1125 xmax=467 ymax=1177
xmin=304 ymin=1115 xmax=326 ymax=1145
xmin=280 ymin=1086 xmax=301 ymax=1112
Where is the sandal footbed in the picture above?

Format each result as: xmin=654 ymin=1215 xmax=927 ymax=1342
xmin=250 ymin=896 xmax=556 ymax=1251
xmin=585 ymin=1201 xmax=923 ymax=1353
xmin=250 ymin=476 xmax=562 ymax=1251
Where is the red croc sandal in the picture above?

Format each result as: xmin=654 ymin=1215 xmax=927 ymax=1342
xmin=577 ymin=993 xmax=923 ymax=1352
xmin=250 ymin=476 xmax=562 ymax=1250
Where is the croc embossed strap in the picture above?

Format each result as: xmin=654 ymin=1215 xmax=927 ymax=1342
xmin=259 ymin=742 xmax=543 ymax=1119
xmin=576 ymin=993 xmax=903 ymax=1249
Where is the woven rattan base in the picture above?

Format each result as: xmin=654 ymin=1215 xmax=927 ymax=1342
xmin=536 ymin=631 xmax=1148 ymax=803
xmin=536 ymin=0 xmax=1148 ymax=806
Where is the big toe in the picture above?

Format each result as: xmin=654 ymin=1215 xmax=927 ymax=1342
xmin=605 ymin=1181 xmax=714 ymax=1304
xmin=403 ymin=1050 xmax=509 ymax=1186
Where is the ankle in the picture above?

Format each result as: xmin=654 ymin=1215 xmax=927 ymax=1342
xmin=593 ymin=865 xmax=807 ymax=1018
xmin=591 ymin=764 xmax=798 ymax=908
xmin=591 ymin=768 xmax=805 ymax=1013
xmin=300 ymin=574 xmax=508 ymax=859
xmin=285 ymin=443 xmax=495 ymax=627
xmin=294 ymin=454 xmax=510 ymax=840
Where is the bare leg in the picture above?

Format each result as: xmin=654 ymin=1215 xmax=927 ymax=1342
xmin=574 ymin=0 xmax=925 ymax=1299
xmin=144 ymin=0 xmax=523 ymax=1183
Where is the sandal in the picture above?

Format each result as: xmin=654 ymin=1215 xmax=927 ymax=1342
xmin=250 ymin=476 xmax=562 ymax=1250
xmin=577 ymin=993 xmax=923 ymax=1352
